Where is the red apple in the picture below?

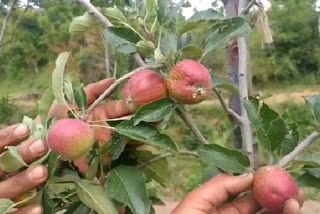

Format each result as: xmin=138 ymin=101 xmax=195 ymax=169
xmin=166 ymin=60 xmax=212 ymax=104
xmin=122 ymin=70 xmax=167 ymax=112
xmin=48 ymin=119 xmax=94 ymax=160
xmin=253 ymin=166 xmax=298 ymax=212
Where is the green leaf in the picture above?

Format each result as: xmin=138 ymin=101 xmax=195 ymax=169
xmin=65 ymin=202 xmax=91 ymax=214
xmin=180 ymin=45 xmax=203 ymax=61
xmin=115 ymin=120 xmax=178 ymax=151
xmin=203 ymin=17 xmax=250 ymax=56
xmin=133 ymin=151 xmax=171 ymax=187
xmin=103 ymin=28 xmax=137 ymax=54
xmin=295 ymin=153 xmax=320 ymax=167
xmin=38 ymin=87 xmax=55 ymax=127
xmin=157 ymin=0 xmax=178 ymax=25
xmin=0 ymin=146 xmax=27 ymax=172
xmin=160 ymin=31 xmax=177 ymax=56
xmin=101 ymin=8 xmax=127 ymax=25
xmin=69 ymin=12 xmax=100 ymax=37
xmin=85 ymin=156 xmax=100 ymax=180
xmin=277 ymin=114 xmax=299 ymax=156
xmin=133 ymin=98 xmax=176 ymax=126
xmin=76 ymin=180 xmax=118 ymax=214
xmin=212 ymin=74 xmax=238 ymax=94
xmin=244 ymin=99 xmax=260 ymax=127
xmin=74 ymin=86 xmax=88 ymax=110
xmin=42 ymin=189 xmax=54 ymax=214
xmin=296 ymin=173 xmax=320 ymax=190
xmin=106 ymin=165 xmax=151 ymax=214
xmin=196 ymin=144 xmax=250 ymax=174
xmin=0 ymin=199 xmax=15 ymax=214
xmin=48 ymin=152 xmax=61 ymax=180
xmin=22 ymin=115 xmax=36 ymax=133
xmin=304 ymin=167 xmax=320 ymax=178
xmin=110 ymin=133 xmax=129 ymax=160
xmin=64 ymin=75 xmax=75 ymax=104
xmin=305 ymin=94 xmax=320 ymax=123
xmin=52 ymin=52 xmax=71 ymax=104
xmin=188 ymin=9 xmax=224 ymax=22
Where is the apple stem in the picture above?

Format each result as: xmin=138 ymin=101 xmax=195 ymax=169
xmin=89 ymin=124 xmax=115 ymax=130
xmin=278 ymin=131 xmax=320 ymax=168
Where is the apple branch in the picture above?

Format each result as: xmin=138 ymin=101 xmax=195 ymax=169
xmin=76 ymin=0 xmax=209 ymax=145
xmin=278 ymin=131 xmax=320 ymax=168
xmin=240 ymin=0 xmax=257 ymax=15
xmin=138 ymin=151 xmax=198 ymax=167
xmin=176 ymin=105 xmax=208 ymax=144
xmin=212 ymin=87 xmax=243 ymax=124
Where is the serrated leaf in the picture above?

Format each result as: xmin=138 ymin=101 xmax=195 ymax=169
xmin=203 ymin=17 xmax=250 ymax=56
xmin=296 ymin=173 xmax=320 ymax=190
xmin=38 ymin=87 xmax=55 ymax=127
xmin=115 ymin=120 xmax=178 ymax=151
xmin=101 ymin=7 xmax=127 ymax=25
xmin=278 ymin=114 xmax=299 ymax=156
xmin=132 ymin=151 xmax=171 ymax=187
xmin=0 ymin=199 xmax=15 ymax=214
xmin=103 ymin=28 xmax=137 ymax=54
xmin=52 ymin=52 xmax=71 ymax=104
xmin=76 ymin=180 xmax=118 ymax=214
xmin=295 ymin=153 xmax=320 ymax=167
xmin=47 ymin=152 xmax=61 ymax=179
xmin=244 ymin=99 xmax=260 ymax=127
xmin=304 ymin=167 xmax=320 ymax=178
xmin=110 ymin=133 xmax=129 ymax=160
xmin=157 ymin=0 xmax=178 ymax=25
xmin=64 ymin=75 xmax=75 ymax=104
xmin=64 ymin=202 xmax=91 ymax=214
xmin=0 ymin=146 xmax=27 ymax=172
xmin=196 ymin=144 xmax=250 ymax=174
xmin=69 ymin=12 xmax=100 ymax=37
xmin=160 ymin=31 xmax=177 ymax=56
xmin=188 ymin=9 xmax=224 ymax=22
xmin=180 ymin=45 xmax=203 ymax=61
xmin=42 ymin=189 xmax=54 ymax=214
xmin=133 ymin=98 xmax=176 ymax=126
xmin=22 ymin=115 xmax=36 ymax=133
xmin=106 ymin=165 xmax=151 ymax=214
xmin=305 ymin=94 xmax=320 ymax=123
xmin=74 ymin=86 xmax=88 ymax=110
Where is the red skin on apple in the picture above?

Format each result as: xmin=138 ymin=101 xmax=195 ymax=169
xmin=166 ymin=60 xmax=212 ymax=104
xmin=122 ymin=70 xmax=167 ymax=112
xmin=253 ymin=166 xmax=298 ymax=213
xmin=48 ymin=119 xmax=94 ymax=160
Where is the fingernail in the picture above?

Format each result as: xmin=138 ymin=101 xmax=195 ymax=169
xmin=14 ymin=124 xmax=29 ymax=136
xmin=29 ymin=166 xmax=46 ymax=180
xmin=28 ymin=206 xmax=42 ymax=214
xmin=29 ymin=140 xmax=46 ymax=155
xmin=238 ymin=172 xmax=252 ymax=177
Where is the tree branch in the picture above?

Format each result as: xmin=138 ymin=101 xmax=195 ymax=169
xmin=278 ymin=132 xmax=320 ymax=168
xmin=83 ymin=65 xmax=161 ymax=120
xmin=0 ymin=0 xmax=17 ymax=49
xmin=212 ymin=87 xmax=243 ymax=124
xmin=138 ymin=151 xmax=198 ymax=167
xmin=240 ymin=0 xmax=257 ymax=15
xmin=176 ymin=105 xmax=208 ymax=144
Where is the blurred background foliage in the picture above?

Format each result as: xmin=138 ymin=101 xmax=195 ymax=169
xmin=0 ymin=0 xmax=320 ymax=199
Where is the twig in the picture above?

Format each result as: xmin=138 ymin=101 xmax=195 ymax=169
xmin=132 ymin=52 xmax=147 ymax=67
xmin=278 ymin=132 xmax=320 ymax=168
xmin=138 ymin=151 xmax=198 ymax=167
xmin=77 ymin=0 xmax=113 ymax=27
xmin=240 ymin=0 xmax=257 ymax=15
xmin=212 ymin=87 xmax=243 ymax=124
xmin=176 ymin=105 xmax=208 ymax=144
xmin=83 ymin=65 xmax=158 ymax=120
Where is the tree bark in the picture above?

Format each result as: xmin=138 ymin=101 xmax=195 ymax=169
xmin=0 ymin=0 xmax=18 ymax=49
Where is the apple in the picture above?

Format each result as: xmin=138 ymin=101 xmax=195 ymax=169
xmin=166 ymin=60 xmax=212 ymax=104
xmin=122 ymin=70 xmax=167 ymax=112
xmin=253 ymin=166 xmax=298 ymax=212
xmin=48 ymin=119 xmax=94 ymax=160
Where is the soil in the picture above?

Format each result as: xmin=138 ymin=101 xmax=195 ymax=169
xmin=154 ymin=200 xmax=320 ymax=214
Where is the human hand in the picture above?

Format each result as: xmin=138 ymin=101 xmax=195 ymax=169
xmin=0 ymin=124 xmax=48 ymax=214
xmin=172 ymin=173 xmax=304 ymax=214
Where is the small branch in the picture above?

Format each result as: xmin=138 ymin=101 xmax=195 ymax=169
xmin=77 ymin=0 xmax=113 ymax=27
xmin=176 ymin=105 xmax=208 ymax=144
xmin=212 ymin=87 xmax=243 ymax=124
xmin=132 ymin=52 xmax=146 ymax=67
xmin=240 ymin=0 xmax=257 ymax=15
xmin=0 ymin=0 xmax=18 ymax=49
xmin=138 ymin=151 xmax=198 ymax=167
xmin=278 ymin=132 xmax=320 ymax=168
xmin=83 ymin=65 xmax=160 ymax=120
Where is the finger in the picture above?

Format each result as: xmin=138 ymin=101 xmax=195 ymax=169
xmin=0 ymin=124 xmax=29 ymax=152
xmin=172 ymin=173 xmax=254 ymax=214
xmin=102 ymin=100 xmax=131 ymax=119
xmin=11 ymin=204 xmax=43 ymax=214
xmin=0 ymin=165 xmax=48 ymax=199
xmin=215 ymin=193 xmax=261 ymax=214
xmin=283 ymin=199 xmax=301 ymax=214
xmin=0 ymin=139 xmax=48 ymax=177
xmin=85 ymin=78 xmax=116 ymax=105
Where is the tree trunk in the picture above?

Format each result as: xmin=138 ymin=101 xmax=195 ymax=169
xmin=0 ymin=0 xmax=18 ymax=50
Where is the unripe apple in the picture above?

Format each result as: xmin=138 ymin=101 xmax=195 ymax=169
xmin=48 ymin=119 xmax=94 ymax=160
xmin=122 ymin=70 xmax=167 ymax=112
xmin=253 ymin=166 xmax=298 ymax=212
xmin=166 ymin=60 xmax=212 ymax=104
